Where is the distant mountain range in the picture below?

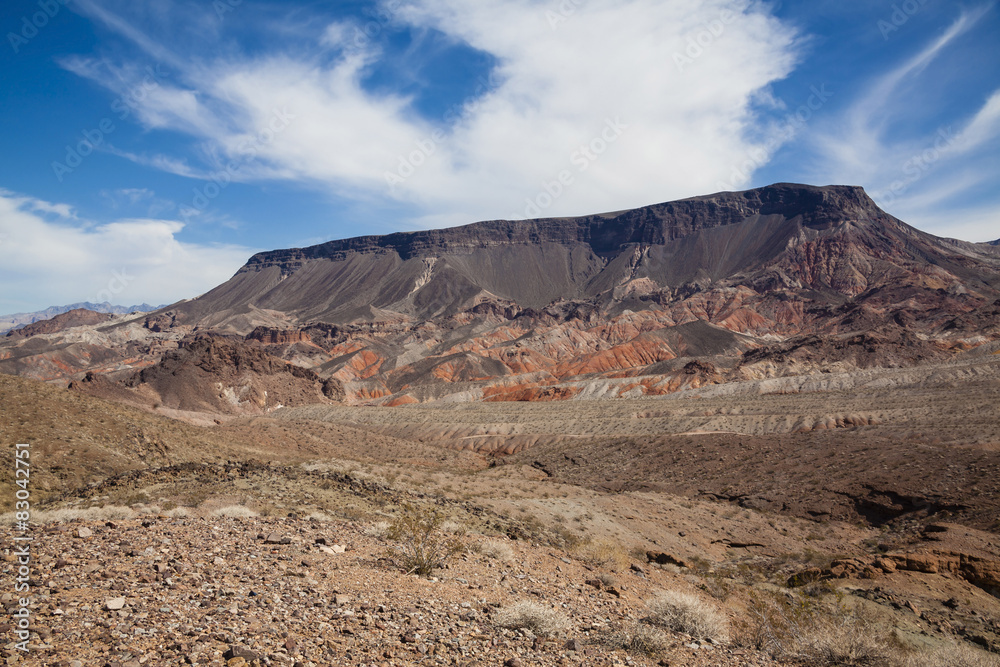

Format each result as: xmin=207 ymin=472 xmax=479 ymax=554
xmin=0 ymin=302 xmax=164 ymax=334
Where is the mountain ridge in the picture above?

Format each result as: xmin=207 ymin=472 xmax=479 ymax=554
xmin=241 ymin=183 xmax=877 ymax=270
xmin=3 ymin=183 xmax=999 ymax=407
xmin=0 ymin=301 xmax=164 ymax=334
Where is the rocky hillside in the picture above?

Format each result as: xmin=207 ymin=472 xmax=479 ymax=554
xmin=157 ymin=183 xmax=1000 ymax=404
xmin=72 ymin=336 xmax=344 ymax=415
xmin=0 ymin=302 xmax=161 ymax=334
xmin=2 ymin=183 xmax=999 ymax=404
xmin=5 ymin=308 xmax=114 ymax=338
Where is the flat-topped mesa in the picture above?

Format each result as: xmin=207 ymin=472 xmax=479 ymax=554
xmin=240 ymin=184 xmax=884 ymax=272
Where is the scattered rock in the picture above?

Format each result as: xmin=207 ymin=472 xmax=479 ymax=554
xmin=223 ymin=646 xmax=260 ymax=662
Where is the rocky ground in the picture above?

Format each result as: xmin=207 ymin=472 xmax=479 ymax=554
xmin=3 ymin=513 xmax=782 ymax=667
xmin=4 ymin=507 xmax=1000 ymax=667
xmin=2 ymin=349 xmax=1000 ymax=665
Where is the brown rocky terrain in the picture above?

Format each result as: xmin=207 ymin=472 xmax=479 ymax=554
xmin=2 ymin=183 xmax=1000 ymax=665
xmin=95 ymin=336 xmax=344 ymax=416
xmin=3 ymin=352 xmax=1000 ymax=665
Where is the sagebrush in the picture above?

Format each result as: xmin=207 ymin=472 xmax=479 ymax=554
xmin=494 ymin=600 xmax=569 ymax=636
xmin=646 ymin=589 xmax=730 ymax=644
xmin=386 ymin=503 xmax=464 ymax=576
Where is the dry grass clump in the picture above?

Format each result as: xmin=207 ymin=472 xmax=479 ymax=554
xmin=1 ymin=505 xmax=136 ymax=524
xmin=572 ymin=538 xmax=631 ymax=571
xmin=898 ymin=642 xmax=1000 ymax=667
xmin=739 ymin=590 xmax=907 ymax=666
xmin=646 ymin=589 xmax=730 ymax=644
xmin=599 ymin=623 xmax=671 ymax=656
xmin=494 ymin=600 xmax=570 ymax=637
xmin=479 ymin=539 xmax=515 ymax=563
xmin=440 ymin=519 xmax=467 ymax=535
xmin=305 ymin=511 xmax=335 ymax=522
xmin=209 ymin=505 xmax=259 ymax=519
xmin=364 ymin=520 xmax=391 ymax=539
xmin=164 ymin=506 xmax=191 ymax=518
xmin=131 ymin=503 xmax=162 ymax=515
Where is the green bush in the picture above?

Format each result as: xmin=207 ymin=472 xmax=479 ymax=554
xmin=386 ymin=503 xmax=464 ymax=576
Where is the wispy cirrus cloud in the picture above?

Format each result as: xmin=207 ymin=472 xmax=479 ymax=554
xmin=798 ymin=5 xmax=1000 ymax=240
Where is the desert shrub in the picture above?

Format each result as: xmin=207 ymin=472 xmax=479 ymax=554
xmin=596 ymin=573 xmax=619 ymax=588
xmin=795 ymin=612 xmax=896 ymax=666
xmin=739 ymin=590 xmax=899 ymax=665
xmin=132 ymin=503 xmax=162 ymax=515
xmin=479 ymin=539 xmax=515 ymax=563
xmin=0 ymin=505 xmax=136 ymax=524
xmin=209 ymin=505 xmax=259 ymax=519
xmin=572 ymin=538 xmax=631 ymax=570
xmin=599 ymin=623 xmax=671 ymax=656
xmin=552 ymin=525 xmax=584 ymax=548
xmin=494 ymin=600 xmax=569 ymax=636
xmin=630 ymin=545 xmax=649 ymax=561
xmin=440 ymin=520 xmax=467 ymax=535
xmin=897 ymin=642 xmax=1000 ymax=667
xmin=646 ymin=589 xmax=730 ymax=644
xmin=386 ymin=503 xmax=465 ymax=576
xmin=363 ymin=520 xmax=391 ymax=539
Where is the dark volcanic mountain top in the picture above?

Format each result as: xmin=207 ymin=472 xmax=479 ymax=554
xmin=243 ymin=183 xmax=877 ymax=270
xmin=169 ymin=182 xmax=999 ymax=330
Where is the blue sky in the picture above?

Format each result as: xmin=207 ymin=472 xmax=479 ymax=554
xmin=1 ymin=0 xmax=998 ymax=314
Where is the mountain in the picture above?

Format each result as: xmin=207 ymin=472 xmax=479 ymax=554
xmin=2 ymin=184 xmax=999 ymax=405
xmin=5 ymin=308 xmax=115 ymax=338
xmin=0 ymin=302 xmax=164 ymax=334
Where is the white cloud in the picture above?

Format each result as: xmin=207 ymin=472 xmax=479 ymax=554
xmin=799 ymin=7 xmax=1000 ymax=240
xmin=67 ymin=0 xmax=801 ymax=227
xmin=0 ymin=191 xmax=255 ymax=313
xmin=950 ymin=89 xmax=1000 ymax=153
